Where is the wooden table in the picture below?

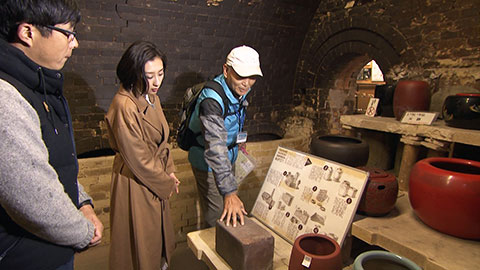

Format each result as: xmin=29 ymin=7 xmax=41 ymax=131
xmin=188 ymin=194 xmax=480 ymax=270
xmin=352 ymin=193 xmax=480 ymax=270
xmin=187 ymin=217 xmax=292 ymax=270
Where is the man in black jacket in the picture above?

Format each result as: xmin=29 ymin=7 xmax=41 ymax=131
xmin=0 ymin=1 xmax=103 ymax=269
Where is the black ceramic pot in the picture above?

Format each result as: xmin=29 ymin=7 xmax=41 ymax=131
xmin=442 ymin=93 xmax=480 ymax=130
xmin=374 ymin=84 xmax=396 ymax=117
xmin=248 ymin=133 xmax=282 ymax=142
xmin=311 ymin=134 xmax=369 ymax=167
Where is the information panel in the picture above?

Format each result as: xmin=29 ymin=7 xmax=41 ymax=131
xmin=251 ymin=146 xmax=369 ymax=246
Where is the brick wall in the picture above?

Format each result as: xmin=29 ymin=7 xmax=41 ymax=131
xmin=63 ymin=0 xmax=318 ymax=156
xmin=294 ymin=0 xmax=480 ymax=135
xmin=64 ymin=1 xmax=479 ymax=155
xmin=78 ymin=135 xmax=309 ymax=245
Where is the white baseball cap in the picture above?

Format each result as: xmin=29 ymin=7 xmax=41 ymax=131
xmin=226 ymin=45 xmax=263 ymax=77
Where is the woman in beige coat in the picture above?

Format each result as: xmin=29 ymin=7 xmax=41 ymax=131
xmin=105 ymin=41 xmax=180 ymax=270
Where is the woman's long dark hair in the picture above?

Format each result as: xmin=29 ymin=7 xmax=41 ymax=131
xmin=116 ymin=40 xmax=167 ymax=97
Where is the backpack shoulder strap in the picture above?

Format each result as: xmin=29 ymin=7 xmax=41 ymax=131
xmin=203 ymin=80 xmax=230 ymax=118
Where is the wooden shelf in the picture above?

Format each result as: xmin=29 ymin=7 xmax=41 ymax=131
xmin=352 ymin=194 xmax=480 ymax=270
xmin=340 ymin=115 xmax=480 ymax=190
xmin=340 ymin=115 xmax=480 ymax=147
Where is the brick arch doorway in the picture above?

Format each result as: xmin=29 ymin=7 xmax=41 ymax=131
xmin=294 ymin=19 xmax=412 ymax=135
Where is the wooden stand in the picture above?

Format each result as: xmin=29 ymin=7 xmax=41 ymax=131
xmin=340 ymin=115 xmax=480 ymax=191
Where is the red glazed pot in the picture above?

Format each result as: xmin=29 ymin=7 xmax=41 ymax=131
xmin=288 ymin=233 xmax=342 ymax=270
xmin=393 ymin=80 xmax=430 ymax=120
xmin=357 ymin=167 xmax=398 ymax=216
xmin=409 ymin=157 xmax=480 ymax=239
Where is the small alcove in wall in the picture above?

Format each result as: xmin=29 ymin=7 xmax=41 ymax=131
xmin=354 ymin=60 xmax=385 ymax=114
xmin=293 ymin=16 xmax=413 ymax=169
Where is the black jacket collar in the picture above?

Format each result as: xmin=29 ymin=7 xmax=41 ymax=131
xmin=0 ymin=39 xmax=64 ymax=96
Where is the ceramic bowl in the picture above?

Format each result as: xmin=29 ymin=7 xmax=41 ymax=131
xmin=353 ymin=250 xmax=421 ymax=270
xmin=310 ymin=134 xmax=369 ymax=167
xmin=442 ymin=93 xmax=480 ymax=130
xmin=408 ymin=157 xmax=480 ymax=239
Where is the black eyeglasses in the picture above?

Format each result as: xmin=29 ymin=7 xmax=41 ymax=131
xmin=45 ymin=25 xmax=77 ymax=42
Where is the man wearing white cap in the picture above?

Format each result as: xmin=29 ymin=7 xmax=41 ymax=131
xmin=187 ymin=45 xmax=263 ymax=228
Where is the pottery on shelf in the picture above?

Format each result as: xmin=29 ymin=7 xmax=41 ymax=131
xmin=393 ymin=80 xmax=430 ymax=121
xmin=288 ymin=233 xmax=342 ymax=270
xmin=442 ymin=93 xmax=480 ymax=130
xmin=357 ymin=167 xmax=398 ymax=216
xmin=310 ymin=134 xmax=369 ymax=167
xmin=374 ymin=84 xmax=396 ymax=117
xmin=353 ymin=250 xmax=422 ymax=270
xmin=408 ymin=157 xmax=480 ymax=240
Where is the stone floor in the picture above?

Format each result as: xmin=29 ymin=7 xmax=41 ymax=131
xmin=74 ymin=241 xmax=209 ymax=270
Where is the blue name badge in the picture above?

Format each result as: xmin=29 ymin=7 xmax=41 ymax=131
xmin=236 ymin=132 xmax=248 ymax=143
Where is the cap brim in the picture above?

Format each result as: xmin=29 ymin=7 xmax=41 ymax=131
xmin=232 ymin=64 xmax=263 ymax=77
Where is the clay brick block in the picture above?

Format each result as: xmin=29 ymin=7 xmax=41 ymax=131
xmin=215 ymin=218 xmax=274 ymax=270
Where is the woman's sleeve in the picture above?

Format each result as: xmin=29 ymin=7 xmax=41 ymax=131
xmin=166 ymin=150 xmax=175 ymax=174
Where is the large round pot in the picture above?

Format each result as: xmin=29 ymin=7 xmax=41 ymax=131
xmin=353 ymin=250 xmax=421 ymax=270
xmin=357 ymin=167 xmax=398 ymax=216
xmin=442 ymin=93 xmax=480 ymax=130
xmin=288 ymin=233 xmax=342 ymax=270
xmin=409 ymin=157 xmax=480 ymax=239
xmin=393 ymin=80 xmax=430 ymax=120
xmin=311 ymin=134 xmax=369 ymax=167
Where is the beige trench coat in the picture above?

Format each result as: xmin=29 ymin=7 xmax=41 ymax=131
xmin=105 ymin=88 xmax=176 ymax=270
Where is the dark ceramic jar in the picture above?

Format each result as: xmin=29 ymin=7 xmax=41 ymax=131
xmin=393 ymin=80 xmax=430 ymax=120
xmin=357 ymin=167 xmax=398 ymax=216
xmin=374 ymin=84 xmax=396 ymax=117
xmin=288 ymin=233 xmax=342 ymax=270
xmin=310 ymin=134 xmax=369 ymax=167
xmin=442 ymin=93 xmax=480 ymax=130
xmin=409 ymin=157 xmax=480 ymax=240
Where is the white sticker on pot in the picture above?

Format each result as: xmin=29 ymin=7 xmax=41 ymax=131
xmin=301 ymin=255 xmax=312 ymax=268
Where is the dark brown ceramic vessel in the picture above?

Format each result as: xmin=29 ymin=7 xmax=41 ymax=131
xmin=393 ymin=80 xmax=430 ymax=120
xmin=357 ymin=167 xmax=398 ymax=216
xmin=288 ymin=233 xmax=342 ymax=270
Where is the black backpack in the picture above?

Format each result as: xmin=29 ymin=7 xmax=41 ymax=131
xmin=176 ymin=80 xmax=228 ymax=150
